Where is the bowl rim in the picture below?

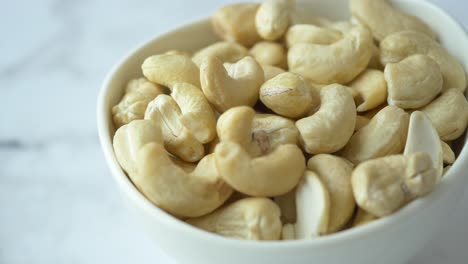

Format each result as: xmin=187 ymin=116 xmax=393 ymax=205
xmin=97 ymin=0 xmax=468 ymax=250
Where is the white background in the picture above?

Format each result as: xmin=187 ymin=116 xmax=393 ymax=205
xmin=0 ymin=0 xmax=467 ymax=263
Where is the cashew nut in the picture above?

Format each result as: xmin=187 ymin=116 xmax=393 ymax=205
xmin=350 ymin=0 xmax=436 ymax=41
xmin=288 ymin=25 xmax=373 ymax=84
xmin=255 ymin=0 xmax=293 ymax=41
xmin=307 ymin=154 xmax=355 ymax=233
xmin=200 ymin=56 xmax=264 ymax=113
xmin=274 ymin=190 xmax=296 ymax=224
xmin=352 ymin=152 xmax=438 ymax=217
xmin=349 ymin=69 xmax=388 ymax=112
xmin=380 ymin=30 xmax=467 ymax=92
xmin=355 ymin=115 xmax=370 ymax=131
xmin=285 ymin=24 xmax=342 ymax=48
xmin=112 ymin=78 xmax=164 ymax=128
xmin=352 ymin=209 xmax=377 ymax=227
xmin=341 ymin=105 xmax=409 ymax=164
xmin=421 ymin=88 xmax=468 ymax=141
xmin=145 ymin=94 xmax=205 ymax=162
xmin=192 ymin=41 xmax=249 ymax=67
xmin=404 ymin=111 xmax=443 ymax=180
xmin=113 ymin=120 xmax=163 ymax=176
xmin=259 ymin=72 xmax=317 ymax=119
xmin=296 ymin=84 xmax=356 ymax=154
xmin=385 ymin=55 xmax=443 ymax=109
xmin=261 ymin=64 xmax=286 ymax=81
xmin=216 ymin=106 xmax=299 ymax=157
xmin=250 ymin=41 xmax=287 ymax=69
xmin=186 ymin=198 xmax=282 ymax=240
xmin=212 ymin=3 xmax=261 ymax=47
xmin=295 ymin=171 xmax=331 ymax=239
xmin=441 ymin=141 xmax=455 ymax=165
xmin=215 ymin=141 xmax=305 ymax=197
xmin=141 ymin=53 xmax=200 ymax=90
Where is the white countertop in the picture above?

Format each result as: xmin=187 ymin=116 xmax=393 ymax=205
xmin=1 ymin=0 xmax=467 ymax=263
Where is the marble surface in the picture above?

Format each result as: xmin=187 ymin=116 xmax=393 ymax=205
xmin=1 ymin=0 xmax=467 ymax=263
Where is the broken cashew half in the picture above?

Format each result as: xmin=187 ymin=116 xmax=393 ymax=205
xmin=352 ymin=152 xmax=438 ymax=217
xmin=186 ymin=198 xmax=282 ymax=240
xmin=288 ymin=25 xmax=373 ymax=84
xmin=296 ymin=84 xmax=356 ymax=154
xmin=200 ymin=56 xmax=264 ymax=113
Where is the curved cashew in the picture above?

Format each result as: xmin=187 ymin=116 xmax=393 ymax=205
xmin=352 ymin=152 xmax=438 ymax=217
xmin=212 ymin=3 xmax=261 ymax=47
xmin=285 ymin=24 xmax=342 ymax=48
xmin=113 ymin=120 xmax=163 ymax=176
xmin=141 ymin=53 xmax=200 ymax=90
xmin=261 ymin=64 xmax=285 ymax=81
xmin=380 ymin=31 xmax=467 ymax=92
xmin=145 ymin=94 xmax=205 ymax=162
xmin=215 ymin=141 xmax=305 ymax=197
xmin=385 ymin=55 xmax=443 ymax=109
xmin=255 ymin=0 xmax=293 ymax=41
xmin=260 ymin=72 xmax=316 ymax=119
xmin=308 ymin=154 xmax=355 ymax=233
xmin=404 ymin=111 xmax=443 ymax=180
xmin=136 ymin=143 xmax=232 ymax=218
xmin=274 ymin=190 xmax=296 ymax=224
xmin=341 ymin=105 xmax=409 ymax=164
xmin=296 ymin=84 xmax=356 ymax=154
xmin=112 ymin=78 xmax=164 ymax=128
xmin=350 ymin=0 xmax=436 ymax=41
xmin=192 ymin=41 xmax=249 ymax=67
xmin=352 ymin=209 xmax=377 ymax=227
xmin=355 ymin=115 xmax=370 ymax=131
xmin=349 ymin=69 xmax=388 ymax=112
xmin=171 ymin=83 xmax=217 ymax=144
xmin=421 ymin=88 xmax=468 ymax=141
xmin=250 ymin=41 xmax=287 ymax=69
xmin=186 ymin=198 xmax=282 ymax=240
xmin=295 ymin=171 xmax=330 ymax=239
xmin=200 ymin=56 xmax=264 ymax=113
xmin=288 ymin=25 xmax=373 ymax=84
xmin=441 ymin=141 xmax=455 ymax=165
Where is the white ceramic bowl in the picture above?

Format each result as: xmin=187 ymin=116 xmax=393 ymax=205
xmin=97 ymin=1 xmax=468 ymax=263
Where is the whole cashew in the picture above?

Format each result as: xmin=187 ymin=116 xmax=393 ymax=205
xmin=285 ymin=24 xmax=342 ymax=48
xmin=261 ymin=64 xmax=286 ymax=81
xmin=288 ymin=25 xmax=373 ymax=84
xmin=260 ymin=72 xmax=316 ymax=119
xmin=216 ymin=106 xmax=299 ymax=157
xmin=295 ymin=171 xmax=331 ymax=239
xmin=145 ymin=94 xmax=205 ymax=162
xmin=136 ymin=143 xmax=233 ymax=218
xmin=350 ymin=0 xmax=436 ymax=41
xmin=352 ymin=209 xmax=377 ymax=227
xmin=112 ymin=78 xmax=164 ymax=128
xmin=341 ymin=105 xmax=409 ymax=164
xmin=308 ymin=154 xmax=355 ymax=233
xmin=113 ymin=120 xmax=163 ymax=176
xmin=349 ymin=69 xmax=388 ymax=112
xmin=186 ymin=198 xmax=282 ymax=240
xmin=192 ymin=41 xmax=249 ymax=67
xmin=380 ymin=31 xmax=467 ymax=92
xmin=421 ymin=88 xmax=468 ymax=141
xmin=255 ymin=0 xmax=293 ymax=41
xmin=212 ymin=3 xmax=261 ymax=47
xmin=141 ymin=53 xmax=200 ymax=90
xmin=250 ymin=41 xmax=287 ymax=69
xmin=441 ymin=141 xmax=455 ymax=165
xmin=200 ymin=56 xmax=264 ymax=113
xmin=215 ymin=141 xmax=305 ymax=197
xmin=352 ymin=152 xmax=438 ymax=217
xmin=296 ymin=84 xmax=356 ymax=154
xmin=385 ymin=55 xmax=443 ymax=109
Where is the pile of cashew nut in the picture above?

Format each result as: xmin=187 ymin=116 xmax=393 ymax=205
xmin=112 ymin=0 xmax=468 ymax=241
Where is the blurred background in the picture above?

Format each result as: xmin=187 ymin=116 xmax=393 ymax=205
xmin=1 ymin=0 xmax=467 ymax=263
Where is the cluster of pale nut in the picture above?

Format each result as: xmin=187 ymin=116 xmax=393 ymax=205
xmin=111 ymin=0 xmax=468 ymax=241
